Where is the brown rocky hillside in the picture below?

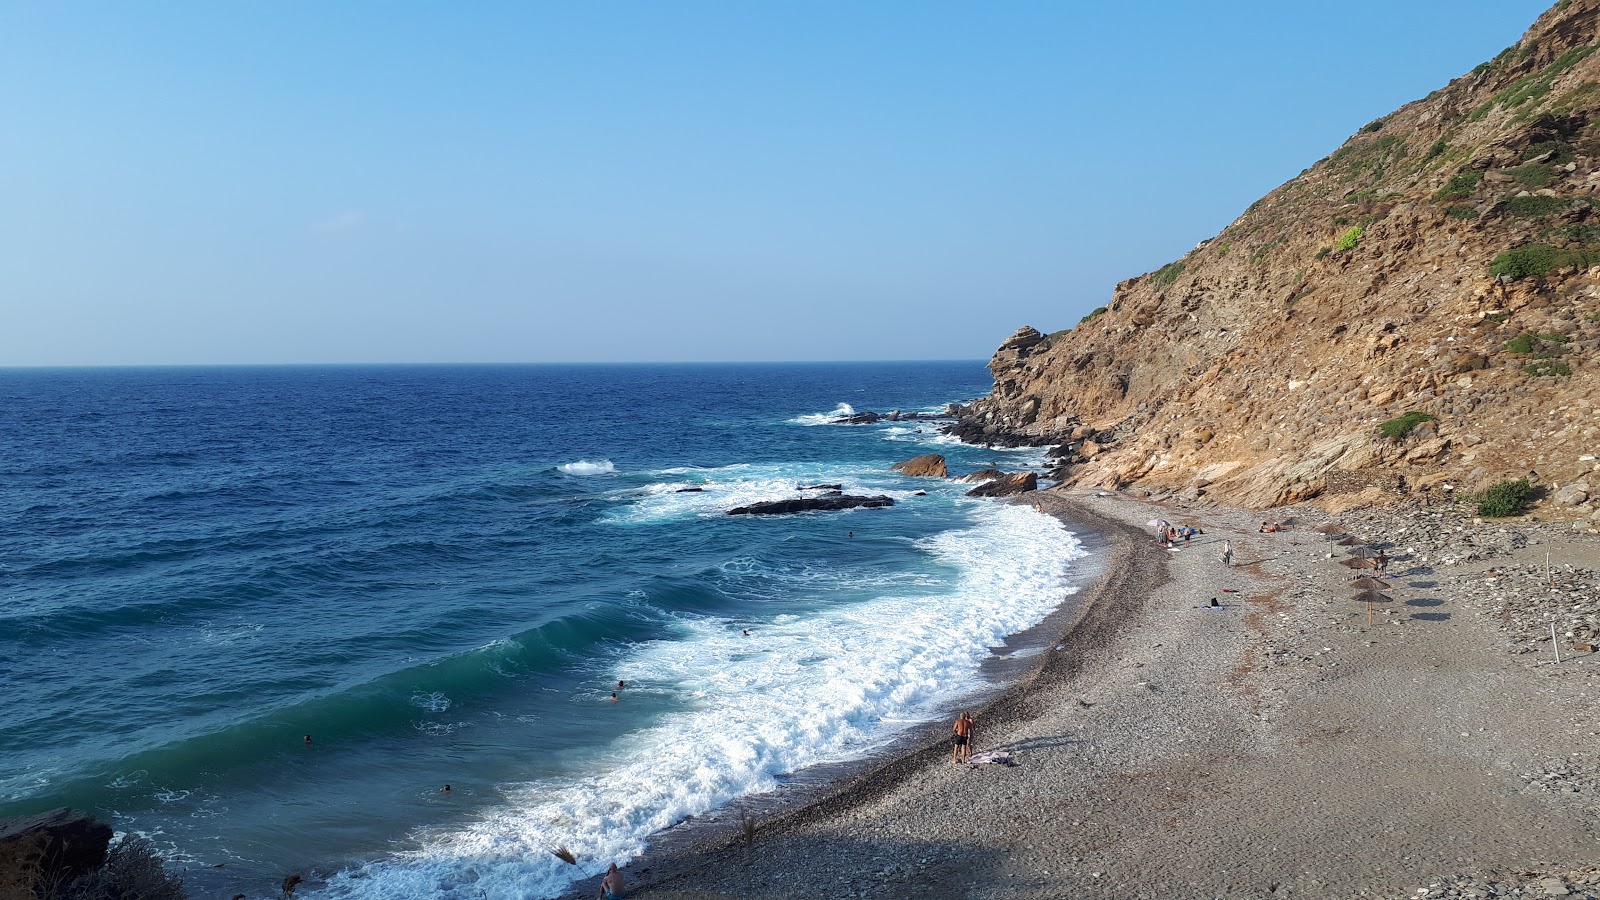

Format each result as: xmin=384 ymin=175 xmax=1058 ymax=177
xmin=954 ymin=0 xmax=1600 ymax=513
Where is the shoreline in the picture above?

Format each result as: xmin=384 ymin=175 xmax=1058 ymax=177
xmin=605 ymin=492 xmax=1139 ymax=889
xmin=581 ymin=491 xmax=1169 ymax=897
xmin=609 ymin=489 xmax=1599 ymax=899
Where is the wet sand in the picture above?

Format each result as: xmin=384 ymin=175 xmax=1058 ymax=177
xmin=589 ymin=491 xmax=1599 ymax=899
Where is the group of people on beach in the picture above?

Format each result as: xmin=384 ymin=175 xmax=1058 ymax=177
xmin=1157 ymin=524 xmax=1201 ymax=548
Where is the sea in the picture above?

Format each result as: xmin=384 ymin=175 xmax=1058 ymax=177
xmin=0 ymin=362 xmax=1086 ymax=899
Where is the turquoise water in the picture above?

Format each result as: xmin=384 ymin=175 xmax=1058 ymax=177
xmin=0 ymin=362 xmax=1082 ymax=898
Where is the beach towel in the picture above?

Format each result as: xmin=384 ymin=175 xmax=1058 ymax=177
xmin=968 ymin=751 xmax=1015 ymax=766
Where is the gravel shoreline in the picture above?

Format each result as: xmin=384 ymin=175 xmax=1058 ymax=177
xmin=584 ymin=491 xmax=1598 ymax=900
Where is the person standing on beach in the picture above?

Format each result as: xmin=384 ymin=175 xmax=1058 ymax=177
xmin=1220 ymin=540 xmax=1233 ymax=566
xmin=952 ymin=711 xmax=975 ymax=763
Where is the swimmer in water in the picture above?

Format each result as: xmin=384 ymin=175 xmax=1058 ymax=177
xmin=616 ymin=680 xmax=626 ymax=690
xmin=609 ymin=692 xmax=618 ymax=702
xmin=303 ymin=734 xmax=313 ymax=746
xmin=441 ymin=784 xmax=452 ymax=793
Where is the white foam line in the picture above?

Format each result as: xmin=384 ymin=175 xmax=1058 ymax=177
xmin=315 ymin=503 xmax=1082 ymax=900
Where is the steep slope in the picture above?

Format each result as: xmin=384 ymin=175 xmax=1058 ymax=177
xmin=956 ymin=0 xmax=1600 ymax=510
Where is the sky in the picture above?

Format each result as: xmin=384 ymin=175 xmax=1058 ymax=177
xmin=0 ymin=1 xmax=1556 ymax=366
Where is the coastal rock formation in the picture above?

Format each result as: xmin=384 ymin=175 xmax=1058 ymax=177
xmin=955 ymin=0 xmax=1600 ymax=509
xmin=957 ymin=468 xmax=1007 ymax=483
xmin=728 ymin=495 xmax=894 ymax=515
xmin=0 ymin=808 xmax=113 ymax=888
xmin=890 ymin=454 xmax=948 ymax=478
xmin=964 ymin=472 xmax=1038 ymax=497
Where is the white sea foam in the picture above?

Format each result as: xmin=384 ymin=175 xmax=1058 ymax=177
xmin=558 ymin=460 xmax=616 ymax=476
xmin=604 ymin=461 xmax=902 ymax=525
xmin=409 ymin=691 xmax=451 ymax=712
xmin=315 ymin=502 xmax=1082 ymax=900
xmin=787 ymin=402 xmax=855 ymax=426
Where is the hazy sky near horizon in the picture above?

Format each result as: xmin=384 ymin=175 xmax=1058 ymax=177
xmin=2 ymin=1 xmax=1553 ymax=366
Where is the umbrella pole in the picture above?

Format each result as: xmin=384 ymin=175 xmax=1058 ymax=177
xmin=1367 ymin=599 xmax=1373 ymax=627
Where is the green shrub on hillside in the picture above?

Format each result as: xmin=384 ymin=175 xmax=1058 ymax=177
xmin=1433 ymin=170 xmax=1483 ymax=201
xmin=1502 ymin=195 xmax=1571 ymax=218
xmin=1379 ymin=411 xmax=1435 ymax=440
xmin=1490 ymin=244 xmax=1558 ymax=278
xmin=1509 ymin=162 xmax=1554 ymax=188
xmin=1444 ymin=204 xmax=1477 ymax=219
xmin=1476 ymin=478 xmax=1532 ymax=518
xmin=1150 ymin=261 xmax=1186 ymax=288
xmin=1334 ymin=226 xmax=1365 ymax=252
xmin=1523 ymin=141 xmax=1576 ymax=164
xmin=1425 ymin=138 xmax=1449 ymax=161
xmin=1524 ymin=359 xmax=1573 ymax=376
xmin=1503 ymin=331 xmax=1570 ymax=355
xmin=1548 ymin=222 xmax=1600 ymax=243
xmin=1491 ymin=244 xmax=1559 ymax=278
xmin=1361 ymin=118 xmax=1385 ymax=133
xmin=1078 ymin=306 xmax=1107 ymax=325
xmin=1491 ymin=44 xmax=1599 ymax=111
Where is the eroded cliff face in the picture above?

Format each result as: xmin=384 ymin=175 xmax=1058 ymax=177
xmin=959 ymin=0 xmax=1600 ymax=510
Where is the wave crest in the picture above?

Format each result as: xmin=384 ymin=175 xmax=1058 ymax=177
xmin=558 ymin=460 xmax=616 ymax=476
xmin=788 ymin=403 xmax=856 ymax=426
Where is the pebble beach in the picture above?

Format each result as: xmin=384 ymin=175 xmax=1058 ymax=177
xmin=603 ymin=490 xmax=1600 ymax=899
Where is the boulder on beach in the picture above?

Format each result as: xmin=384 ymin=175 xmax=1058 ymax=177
xmin=891 ymin=454 xmax=948 ymax=478
xmin=728 ymin=495 xmax=895 ymax=515
xmin=965 ymin=472 xmax=1038 ymax=497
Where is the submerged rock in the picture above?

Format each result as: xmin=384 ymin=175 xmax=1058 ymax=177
xmin=728 ymin=495 xmax=895 ymax=515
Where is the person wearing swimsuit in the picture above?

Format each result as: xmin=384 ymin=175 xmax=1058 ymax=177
xmin=952 ymin=711 xmax=975 ymax=763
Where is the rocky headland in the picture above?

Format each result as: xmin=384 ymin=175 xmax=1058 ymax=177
xmin=952 ymin=0 xmax=1600 ymax=514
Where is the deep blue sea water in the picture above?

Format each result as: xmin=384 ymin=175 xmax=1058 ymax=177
xmin=0 ymin=362 xmax=1083 ymax=899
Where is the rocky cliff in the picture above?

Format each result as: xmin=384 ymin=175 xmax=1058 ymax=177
xmin=956 ymin=0 xmax=1600 ymax=511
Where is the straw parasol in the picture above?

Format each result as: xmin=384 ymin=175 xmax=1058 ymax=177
xmin=1316 ymin=523 xmax=1346 ymax=534
xmin=1347 ymin=545 xmax=1384 ymax=558
xmin=1353 ymin=589 xmax=1393 ymax=625
xmin=1350 ymin=576 xmax=1389 ymax=591
xmin=1337 ymin=536 xmax=1368 ymax=547
xmin=1339 ymin=556 xmax=1377 ymax=569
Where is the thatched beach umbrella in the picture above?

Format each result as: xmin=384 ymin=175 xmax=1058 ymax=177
xmin=1350 ymin=576 xmax=1390 ymax=591
xmin=1317 ymin=523 xmax=1346 ymax=534
xmin=1353 ymin=589 xmax=1393 ymax=625
xmin=1347 ymin=545 xmax=1383 ymax=558
xmin=1339 ymin=556 xmax=1377 ymax=570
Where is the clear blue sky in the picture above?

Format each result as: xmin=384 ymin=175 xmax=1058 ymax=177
xmin=0 ymin=1 xmax=1553 ymax=365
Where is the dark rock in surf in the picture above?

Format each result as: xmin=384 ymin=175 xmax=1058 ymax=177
xmin=675 ymin=487 xmax=705 ymax=493
xmin=728 ymin=495 xmax=894 ymax=515
xmin=832 ymin=412 xmax=881 ymax=425
xmin=965 ymin=472 xmax=1038 ymax=497
xmin=958 ymin=468 xmax=1006 ymax=484
xmin=0 ymin=808 xmax=113 ymax=888
xmin=797 ymin=483 xmax=844 ymax=491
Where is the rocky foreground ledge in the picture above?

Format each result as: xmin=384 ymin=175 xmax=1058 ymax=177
xmin=613 ymin=492 xmax=1598 ymax=900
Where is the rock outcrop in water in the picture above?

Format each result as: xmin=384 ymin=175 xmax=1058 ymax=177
xmin=954 ymin=0 xmax=1600 ymax=513
xmin=890 ymin=455 xmax=948 ymax=478
xmin=964 ymin=472 xmax=1038 ymax=498
xmin=728 ymin=495 xmax=894 ymax=515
